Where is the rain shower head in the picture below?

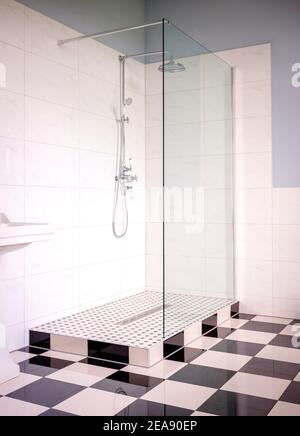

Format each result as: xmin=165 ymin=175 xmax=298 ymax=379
xmin=158 ymin=56 xmax=186 ymax=73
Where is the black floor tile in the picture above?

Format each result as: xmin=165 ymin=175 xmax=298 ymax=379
xmin=116 ymin=399 xmax=193 ymax=416
xmin=166 ymin=348 xmax=204 ymax=363
xmin=205 ymin=327 xmax=234 ymax=339
xmin=198 ymin=390 xmax=276 ymax=416
xmin=40 ymin=409 xmax=77 ymax=416
xmin=8 ymin=378 xmax=84 ymax=408
xmin=19 ymin=346 xmax=47 ymax=355
xmin=291 ymin=320 xmax=300 ymax=326
xmin=241 ymin=321 xmax=285 ymax=334
xmin=19 ymin=355 xmax=73 ymax=377
xmin=270 ymin=335 xmax=297 ymax=349
xmin=80 ymin=357 xmax=125 ymax=370
xmin=169 ymin=364 xmax=235 ymax=389
xmin=232 ymin=313 xmax=255 ymax=320
xmin=92 ymin=371 xmax=163 ymax=398
xmin=211 ymin=339 xmax=265 ymax=356
xmin=240 ymin=357 xmax=300 ymax=380
xmin=280 ymin=382 xmax=300 ymax=405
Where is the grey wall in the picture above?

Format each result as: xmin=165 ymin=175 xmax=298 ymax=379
xmin=146 ymin=0 xmax=300 ymax=188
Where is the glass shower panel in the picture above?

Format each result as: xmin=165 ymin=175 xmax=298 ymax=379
xmin=163 ymin=22 xmax=234 ymax=338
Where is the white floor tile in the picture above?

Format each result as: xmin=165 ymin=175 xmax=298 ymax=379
xmin=55 ymin=388 xmax=136 ymax=416
xmin=256 ymin=345 xmax=300 ymax=365
xmin=11 ymin=351 xmax=35 ymax=364
xmin=226 ymin=329 xmax=276 ymax=345
xmin=221 ymin=372 xmax=290 ymax=400
xmin=189 ymin=336 xmax=222 ymax=350
xmin=280 ymin=325 xmax=300 ymax=336
xmin=123 ymin=360 xmax=187 ymax=379
xmin=191 ymin=411 xmax=217 ymax=416
xmin=141 ymin=380 xmax=216 ymax=410
xmin=0 ymin=397 xmax=47 ymax=416
xmin=46 ymin=362 xmax=117 ymax=387
xmin=295 ymin=372 xmax=300 ymax=382
xmin=42 ymin=350 xmax=84 ymax=362
xmin=191 ymin=350 xmax=252 ymax=371
xmin=0 ymin=373 xmax=40 ymax=396
xmin=220 ymin=318 xmax=249 ymax=329
xmin=252 ymin=316 xmax=292 ymax=325
xmin=268 ymin=401 xmax=300 ymax=416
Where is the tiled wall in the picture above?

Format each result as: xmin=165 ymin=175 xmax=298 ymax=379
xmin=219 ymin=44 xmax=300 ymax=319
xmin=0 ymin=0 xmax=146 ymax=351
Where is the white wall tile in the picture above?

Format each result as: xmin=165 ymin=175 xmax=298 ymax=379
xmin=0 ymin=137 xmax=24 ymax=185
xmin=205 ymin=155 xmax=233 ymax=189
xmin=7 ymin=323 xmax=26 ymax=352
xmin=165 ymin=223 xmax=206 ymax=258
xmin=239 ymin=296 xmax=273 ymax=317
xmin=0 ymin=185 xmax=24 ymax=221
xmin=79 ymin=111 xmax=115 ymax=153
xmin=79 ymin=72 xmax=117 ymax=118
xmin=204 ymin=120 xmax=233 ymax=155
xmin=26 ymin=97 xmax=79 ymax=148
xmin=121 ymin=256 xmax=145 ymax=295
xmin=205 ymin=189 xmax=233 ymax=224
xmin=0 ymin=89 xmax=24 ymax=139
xmin=234 ymin=117 xmax=272 ymax=154
xmin=235 ymin=152 xmax=272 ymax=189
xmin=25 ymin=141 xmax=79 ymax=187
xmin=206 ymin=258 xmax=234 ymax=299
xmin=0 ymin=278 xmax=25 ymax=326
xmin=235 ymin=224 xmax=273 ymax=261
xmin=165 ymin=256 xmax=206 ymax=293
xmin=166 ymin=89 xmax=204 ymax=124
xmin=121 ymin=223 xmax=145 ymax=258
xmin=235 ymin=189 xmax=272 ymax=224
xmin=79 ymin=150 xmax=114 ymax=189
xmin=206 ymin=224 xmax=234 ymax=259
xmin=25 ymin=7 xmax=78 ymax=69
xmin=25 ymin=187 xmax=79 ymax=228
xmin=273 ymin=225 xmax=300 ymax=262
xmin=0 ymin=251 xmax=24 ymax=281
xmin=234 ymin=81 xmax=271 ymax=118
xmin=79 ymin=226 xmax=121 ymax=265
xmin=236 ymin=260 xmax=273 ymax=298
xmin=25 ymin=228 xmax=79 ymax=275
xmin=273 ymin=188 xmax=300 ymax=225
xmin=204 ymin=85 xmax=232 ymax=121
xmin=146 ymin=255 xmax=163 ymax=291
xmin=273 ymin=299 xmax=300 ymax=320
xmin=273 ymin=262 xmax=300 ymax=301
xmin=25 ymin=269 xmax=79 ymax=321
xmin=79 ymin=261 xmax=121 ymax=307
xmin=165 ymin=123 xmax=204 ymax=158
xmin=79 ymin=188 xmax=112 ymax=227
xmin=0 ymin=0 xmax=25 ymax=49
xmin=25 ymin=52 xmax=78 ymax=108
xmin=0 ymin=41 xmax=24 ymax=94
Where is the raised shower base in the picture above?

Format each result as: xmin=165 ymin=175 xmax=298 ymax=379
xmin=30 ymin=291 xmax=238 ymax=368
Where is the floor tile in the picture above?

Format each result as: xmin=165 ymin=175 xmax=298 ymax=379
xmin=40 ymin=409 xmax=76 ymax=416
xmin=0 ymin=373 xmax=40 ymax=396
xmin=169 ymin=364 xmax=235 ymax=389
xmin=8 ymin=378 xmax=84 ymax=408
xmin=211 ymin=339 xmax=264 ymax=356
xmin=191 ymin=411 xmax=216 ymax=416
xmin=188 ymin=336 xmax=222 ymax=350
xmin=205 ymin=327 xmax=234 ymax=339
xmin=221 ymin=372 xmax=290 ymax=400
xmin=268 ymin=401 xmax=300 ymax=416
xmin=220 ymin=318 xmax=248 ymax=329
xmin=19 ymin=355 xmax=73 ymax=377
xmin=232 ymin=313 xmax=255 ymax=320
xmin=256 ymin=345 xmax=300 ymax=365
xmin=166 ymin=348 xmax=204 ymax=363
xmin=43 ymin=350 xmax=84 ymax=362
xmin=252 ymin=316 xmax=292 ymax=325
xmin=291 ymin=320 xmax=300 ymax=326
xmin=19 ymin=346 xmax=47 ymax=355
xmin=141 ymin=380 xmax=216 ymax=410
xmin=241 ymin=321 xmax=285 ymax=334
xmin=295 ymin=372 xmax=300 ymax=382
xmin=269 ymin=335 xmax=297 ymax=349
xmin=198 ymin=390 xmax=276 ymax=416
xmin=116 ymin=399 xmax=193 ymax=416
xmin=55 ymin=387 xmax=136 ymax=416
xmin=240 ymin=357 xmax=300 ymax=380
xmin=226 ymin=329 xmax=276 ymax=345
xmin=0 ymin=397 xmax=47 ymax=416
xmin=280 ymin=325 xmax=300 ymax=336
xmin=280 ymin=382 xmax=300 ymax=405
xmin=123 ymin=360 xmax=187 ymax=379
xmin=192 ymin=350 xmax=252 ymax=372
xmin=92 ymin=371 xmax=163 ymax=398
xmin=11 ymin=351 xmax=36 ymax=364
xmin=80 ymin=357 xmax=126 ymax=370
xmin=46 ymin=362 xmax=117 ymax=387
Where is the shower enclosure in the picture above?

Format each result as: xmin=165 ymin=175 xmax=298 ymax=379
xmin=31 ymin=19 xmax=235 ymax=366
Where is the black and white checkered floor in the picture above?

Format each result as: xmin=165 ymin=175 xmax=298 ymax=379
xmin=1 ymin=314 xmax=300 ymax=416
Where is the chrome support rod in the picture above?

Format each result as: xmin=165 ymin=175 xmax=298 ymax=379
xmin=126 ymin=50 xmax=170 ymax=60
xmin=58 ymin=19 xmax=169 ymax=46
